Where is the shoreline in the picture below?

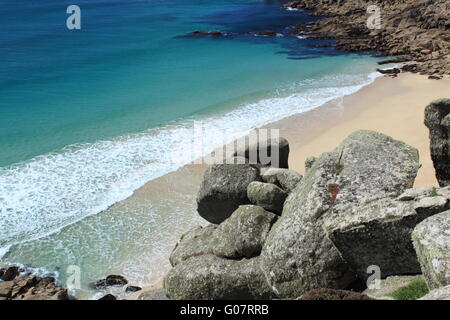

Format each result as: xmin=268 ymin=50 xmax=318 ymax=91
xmin=131 ymin=72 xmax=449 ymax=299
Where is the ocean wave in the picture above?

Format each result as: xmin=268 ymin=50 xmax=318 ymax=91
xmin=0 ymin=71 xmax=381 ymax=258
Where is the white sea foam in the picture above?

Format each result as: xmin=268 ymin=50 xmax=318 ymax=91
xmin=0 ymin=71 xmax=381 ymax=256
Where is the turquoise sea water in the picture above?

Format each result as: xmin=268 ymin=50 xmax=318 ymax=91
xmin=0 ymin=0 xmax=383 ymax=297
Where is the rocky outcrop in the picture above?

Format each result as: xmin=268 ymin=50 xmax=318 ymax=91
xmin=196 ymin=164 xmax=262 ymax=224
xmin=412 ymin=210 xmax=450 ymax=290
xmin=424 ymin=99 xmax=450 ymax=187
xmin=260 ymin=130 xmax=420 ymax=298
xmin=247 ymin=182 xmax=287 ymax=215
xmin=211 ymin=205 xmax=278 ymax=259
xmin=285 ymin=0 xmax=450 ymax=77
xmin=325 ymin=187 xmax=449 ymax=279
xmin=419 ymin=285 xmax=450 ymax=300
xmin=164 ymin=255 xmax=274 ymax=300
xmin=0 ymin=276 xmax=68 ymax=300
xmin=260 ymin=168 xmax=303 ymax=193
xmin=0 ymin=266 xmax=20 ymax=281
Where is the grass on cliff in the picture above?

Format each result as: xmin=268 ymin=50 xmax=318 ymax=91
xmin=389 ymin=279 xmax=429 ymax=300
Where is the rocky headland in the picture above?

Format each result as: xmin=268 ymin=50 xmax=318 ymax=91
xmin=148 ymin=98 xmax=450 ymax=300
xmin=285 ymin=0 xmax=450 ymax=79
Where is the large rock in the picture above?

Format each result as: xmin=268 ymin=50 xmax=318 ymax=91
xmin=164 ymin=255 xmax=274 ymax=300
xmin=0 ymin=276 xmax=68 ymax=300
xmin=247 ymin=182 xmax=287 ymax=215
xmin=261 ymin=168 xmax=303 ymax=193
xmin=419 ymin=285 xmax=450 ymax=300
xmin=412 ymin=210 xmax=450 ymax=289
xmin=91 ymin=275 xmax=128 ymax=289
xmin=232 ymin=133 xmax=290 ymax=168
xmin=169 ymin=225 xmax=217 ymax=266
xmin=424 ymin=99 xmax=450 ymax=187
xmin=196 ymin=164 xmax=262 ymax=224
xmin=260 ymin=130 xmax=420 ymax=298
xmin=211 ymin=205 xmax=278 ymax=259
xmin=326 ymin=190 xmax=449 ymax=279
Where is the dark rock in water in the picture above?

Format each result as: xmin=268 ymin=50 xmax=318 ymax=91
xmin=298 ymin=288 xmax=374 ymax=300
xmin=91 ymin=275 xmax=128 ymax=289
xmin=326 ymin=187 xmax=449 ymax=279
xmin=260 ymin=168 xmax=303 ymax=193
xmin=0 ymin=268 xmax=4 ymax=279
xmin=1 ymin=266 xmax=20 ymax=281
xmin=138 ymin=288 xmax=169 ymax=300
xmin=211 ymin=205 xmax=278 ymax=259
xmin=247 ymin=182 xmax=287 ymax=215
xmin=256 ymin=30 xmax=277 ymax=36
xmin=125 ymin=286 xmax=142 ymax=293
xmin=377 ymin=68 xmax=401 ymax=75
xmin=260 ymin=130 xmax=419 ymax=298
xmin=169 ymin=225 xmax=217 ymax=267
xmin=424 ymin=99 xmax=450 ymax=187
xmin=412 ymin=209 xmax=450 ymax=290
xmin=98 ymin=294 xmax=116 ymax=300
xmin=191 ymin=30 xmax=225 ymax=36
xmin=164 ymin=255 xmax=275 ymax=300
xmin=196 ymin=164 xmax=262 ymax=224
xmin=0 ymin=276 xmax=68 ymax=300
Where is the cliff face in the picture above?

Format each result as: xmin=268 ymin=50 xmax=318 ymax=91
xmin=285 ymin=0 xmax=450 ymax=77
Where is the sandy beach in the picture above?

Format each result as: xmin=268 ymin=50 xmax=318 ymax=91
xmin=129 ymin=73 xmax=449 ymax=298
xmin=266 ymin=73 xmax=450 ymax=187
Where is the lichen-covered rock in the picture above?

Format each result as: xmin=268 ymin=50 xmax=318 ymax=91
xmin=196 ymin=164 xmax=262 ymax=224
xmin=169 ymin=225 xmax=217 ymax=267
xmin=412 ymin=210 xmax=450 ymax=289
xmin=326 ymin=192 xmax=449 ymax=279
xmin=164 ymin=255 xmax=275 ymax=300
xmin=424 ymin=98 xmax=450 ymax=187
xmin=261 ymin=168 xmax=303 ymax=193
xmin=261 ymin=130 xmax=420 ymax=298
xmin=247 ymin=182 xmax=287 ymax=215
xmin=211 ymin=205 xmax=277 ymax=259
xmin=419 ymin=285 xmax=450 ymax=300
xmin=304 ymin=156 xmax=317 ymax=173
xmin=0 ymin=276 xmax=68 ymax=300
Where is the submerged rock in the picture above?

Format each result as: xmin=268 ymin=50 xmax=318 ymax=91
xmin=196 ymin=164 xmax=262 ymax=224
xmin=164 ymin=255 xmax=274 ymax=300
xmin=260 ymin=130 xmax=420 ymax=298
xmin=412 ymin=210 xmax=450 ymax=289
xmin=424 ymin=99 xmax=450 ymax=187
xmin=247 ymin=182 xmax=287 ymax=215
xmin=91 ymin=275 xmax=128 ymax=289
xmin=211 ymin=205 xmax=277 ymax=259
